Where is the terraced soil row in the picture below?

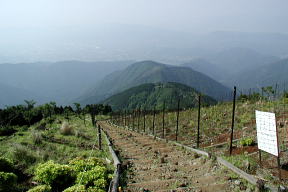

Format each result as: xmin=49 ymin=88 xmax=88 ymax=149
xmin=99 ymin=121 xmax=245 ymax=192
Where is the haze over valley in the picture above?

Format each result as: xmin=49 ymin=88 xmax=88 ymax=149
xmin=1 ymin=0 xmax=288 ymax=107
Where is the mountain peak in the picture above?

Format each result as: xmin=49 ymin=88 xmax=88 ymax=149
xmin=77 ymin=60 xmax=231 ymax=105
xmin=129 ymin=60 xmax=166 ymax=67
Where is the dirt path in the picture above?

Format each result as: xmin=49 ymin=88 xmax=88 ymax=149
xmin=100 ymin=121 xmax=242 ymax=192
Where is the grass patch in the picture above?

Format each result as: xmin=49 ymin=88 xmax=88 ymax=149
xmin=0 ymin=114 xmax=113 ymax=191
xmin=222 ymin=154 xmax=258 ymax=174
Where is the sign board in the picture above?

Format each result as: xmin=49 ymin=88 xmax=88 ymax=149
xmin=255 ymin=110 xmax=279 ymax=156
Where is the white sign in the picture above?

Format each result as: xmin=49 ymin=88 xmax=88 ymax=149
xmin=255 ymin=110 xmax=279 ymax=156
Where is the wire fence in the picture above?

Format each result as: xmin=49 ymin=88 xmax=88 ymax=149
xmin=110 ymin=84 xmax=288 ymax=157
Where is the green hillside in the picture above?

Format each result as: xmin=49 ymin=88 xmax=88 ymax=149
xmin=78 ymin=60 xmax=231 ymax=105
xmin=101 ymin=82 xmax=217 ymax=110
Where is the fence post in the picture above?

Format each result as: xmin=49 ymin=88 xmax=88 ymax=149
xmin=259 ymin=149 xmax=262 ymax=168
xmin=98 ymin=124 xmax=102 ymax=150
xmin=152 ymin=106 xmax=156 ymax=135
xmin=176 ymin=99 xmax=180 ymax=141
xmin=197 ymin=95 xmax=201 ymax=148
xmin=162 ymin=101 xmax=165 ymax=138
xmin=229 ymin=86 xmax=237 ymax=155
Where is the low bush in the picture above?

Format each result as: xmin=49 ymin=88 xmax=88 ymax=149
xmin=34 ymin=160 xmax=76 ymax=191
xmin=69 ymin=157 xmax=105 ymax=173
xmin=240 ymin=138 xmax=255 ymax=146
xmin=0 ymin=157 xmax=14 ymax=173
xmin=31 ymin=157 xmax=111 ymax=192
xmin=76 ymin=166 xmax=108 ymax=189
xmin=0 ymin=171 xmax=17 ymax=190
xmin=63 ymin=184 xmax=86 ymax=192
xmin=60 ymin=122 xmax=73 ymax=135
xmin=27 ymin=185 xmax=52 ymax=192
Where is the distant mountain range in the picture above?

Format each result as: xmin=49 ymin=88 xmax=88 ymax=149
xmin=234 ymin=58 xmax=288 ymax=90
xmin=1 ymin=45 xmax=288 ymax=108
xmin=0 ymin=83 xmax=47 ymax=108
xmin=181 ymin=59 xmax=226 ymax=83
xmin=207 ymin=47 xmax=279 ymax=75
xmin=77 ymin=60 xmax=232 ymax=105
xmin=101 ymin=82 xmax=217 ymax=111
xmin=0 ymin=60 xmax=132 ymax=106
xmin=182 ymin=48 xmax=281 ymax=87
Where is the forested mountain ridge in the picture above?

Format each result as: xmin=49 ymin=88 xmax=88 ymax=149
xmin=101 ymin=82 xmax=217 ymax=110
xmin=77 ymin=60 xmax=232 ymax=105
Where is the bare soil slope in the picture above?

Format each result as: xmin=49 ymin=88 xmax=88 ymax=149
xmin=100 ymin=121 xmax=248 ymax=192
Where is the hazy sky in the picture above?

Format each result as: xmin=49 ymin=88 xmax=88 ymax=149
xmin=1 ymin=0 xmax=288 ymax=33
xmin=1 ymin=0 xmax=288 ymax=63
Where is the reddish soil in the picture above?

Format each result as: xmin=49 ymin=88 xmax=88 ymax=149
xmin=230 ymin=145 xmax=258 ymax=155
xmin=200 ymin=129 xmax=251 ymax=148
xmin=100 ymin=121 xmax=250 ymax=192
xmin=263 ymin=154 xmax=288 ymax=180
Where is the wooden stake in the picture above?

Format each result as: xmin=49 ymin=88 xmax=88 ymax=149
xmin=276 ymin=115 xmax=281 ymax=180
xmin=258 ymin=149 xmax=262 ymax=168
xmin=229 ymin=86 xmax=237 ymax=156
xmin=197 ymin=95 xmax=201 ymax=148
xmin=152 ymin=107 xmax=156 ymax=135
xmin=176 ymin=99 xmax=180 ymax=141
xmin=162 ymin=101 xmax=165 ymax=138
xmin=277 ymin=157 xmax=281 ymax=180
xmin=98 ymin=125 xmax=102 ymax=150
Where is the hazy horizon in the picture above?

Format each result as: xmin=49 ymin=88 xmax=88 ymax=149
xmin=1 ymin=0 xmax=288 ymax=63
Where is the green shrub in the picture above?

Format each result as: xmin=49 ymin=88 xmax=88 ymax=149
xmin=69 ymin=157 xmax=105 ymax=173
xmin=63 ymin=184 xmax=86 ymax=192
xmin=34 ymin=161 xmax=76 ymax=191
xmin=87 ymin=187 xmax=106 ymax=192
xmin=27 ymin=185 xmax=52 ymax=192
xmin=0 ymin=157 xmax=14 ymax=172
xmin=240 ymin=138 xmax=255 ymax=146
xmin=0 ymin=171 xmax=17 ymax=190
xmin=76 ymin=166 xmax=108 ymax=189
